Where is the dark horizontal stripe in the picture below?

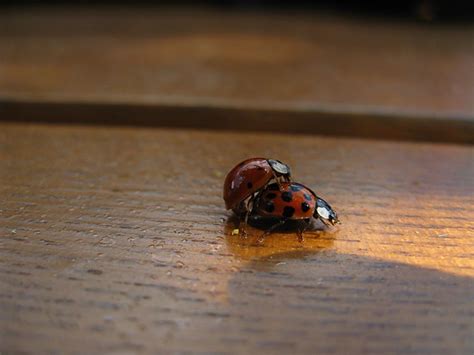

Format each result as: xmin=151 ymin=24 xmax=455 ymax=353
xmin=1 ymin=99 xmax=473 ymax=144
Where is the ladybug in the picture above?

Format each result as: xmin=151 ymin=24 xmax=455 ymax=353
xmin=223 ymin=158 xmax=291 ymax=214
xmin=254 ymin=182 xmax=339 ymax=240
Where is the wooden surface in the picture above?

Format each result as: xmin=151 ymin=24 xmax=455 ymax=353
xmin=1 ymin=122 xmax=473 ymax=354
xmin=1 ymin=6 xmax=474 ymax=143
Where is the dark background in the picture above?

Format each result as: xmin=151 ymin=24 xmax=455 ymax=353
xmin=3 ymin=1 xmax=474 ymax=21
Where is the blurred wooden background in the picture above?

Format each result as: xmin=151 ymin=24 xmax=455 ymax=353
xmin=1 ymin=5 xmax=473 ymax=142
xmin=1 ymin=4 xmax=473 ymax=355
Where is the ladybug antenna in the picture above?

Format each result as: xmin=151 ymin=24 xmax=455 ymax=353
xmin=314 ymin=197 xmax=339 ymax=226
xmin=267 ymin=159 xmax=291 ymax=178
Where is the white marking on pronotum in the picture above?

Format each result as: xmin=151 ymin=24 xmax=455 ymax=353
xmin=317 ymin=206 xmax=330 ymax=220
xmin=268 ymin=159 xmax=290 ymax=175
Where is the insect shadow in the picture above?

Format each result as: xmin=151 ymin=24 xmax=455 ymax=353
xmin=223 ymin=214 xmax=337 ymax=259
xmin=225 ymin=213 xmax=329 ymax=236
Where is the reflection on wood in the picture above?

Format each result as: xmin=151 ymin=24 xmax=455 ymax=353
xmin=1 ymin=123 xmax=473 ymax=353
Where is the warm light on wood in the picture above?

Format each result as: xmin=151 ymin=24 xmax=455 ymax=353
xmin=1 ymin=123 xmax=472 ymax=353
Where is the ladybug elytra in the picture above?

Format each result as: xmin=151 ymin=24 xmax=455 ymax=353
xmin=256 ymin=182 xmax=339 ymax=225
xmin=223 ymin=158 xmax=291 ymax=213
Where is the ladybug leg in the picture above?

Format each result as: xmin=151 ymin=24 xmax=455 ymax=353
xmin=239 ymin=212 xmax=250 ymax=237
xmin=270 ymin=170 xmax=284 ymax=189
xmin=255 ymin=219 xmax=287 ymax=245
xmin=238 ymin=219 xmax=247 ymax=237
xmin=297 ymin=219 xmax=311 ymax=242
xmin=238 ymin=211 xmax=250 ymax=237
xmin=239 ymin=194 xmax=256 ymax=238
xmin=297 ymin=231 xmax=304 ymax=243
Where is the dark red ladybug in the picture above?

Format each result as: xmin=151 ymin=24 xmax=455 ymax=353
xmin=223 ymin=158 xmax=291 ymax=215
xmin=254 ymin=182 xmax=339 ymax=240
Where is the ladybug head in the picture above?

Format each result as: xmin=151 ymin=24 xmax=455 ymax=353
xmin=315 ymin=198 xmax=339 ymax=226
xmin=267 ymin=159 xmax=291 ymax=179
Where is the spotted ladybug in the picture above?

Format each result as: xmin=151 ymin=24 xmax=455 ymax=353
xmin=254 ymin=182 xmax=339 ymax=239
xmin=223 ymin=158 xmax=291 ymax=214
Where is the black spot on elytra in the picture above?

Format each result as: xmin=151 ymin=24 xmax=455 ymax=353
xmin=264 ymin=201 xmax=275 ymax=213
xmin=257 ymin=166 xmax=265 ymax=171
xmin=281 ymin=191 xmax=293 ymax=202
xmin=304 ymin=193 xmax=312 ymax=201
xmin=265 ymin=193 xmax=277 ymax=200
xmin=301 ymin=202 xmax=310 ymax=212
xmin=283 ymin=206 xmax=295 ymax=218
xmin=247 ymin=182 xmax=253 ymax=189
xmin=268 ymin=183 xmax=279 ymax=191
xmin=290 ymin=184 xmax=302 ymax=192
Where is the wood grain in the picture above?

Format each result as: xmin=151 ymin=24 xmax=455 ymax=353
xmin=0 ymin=122 xmax=473 ymax=354
xmin=1 ymin=6 xmax=474 ymax=143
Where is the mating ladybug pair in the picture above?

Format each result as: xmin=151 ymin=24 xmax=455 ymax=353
xmin=223 ymin=158 xmax=339 ymax=240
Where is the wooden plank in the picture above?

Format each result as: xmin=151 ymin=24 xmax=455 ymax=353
xmin=1 ymin=122 xmax=473 ymax=354
xmin=1 ymin=6 xmax=473 ymax=143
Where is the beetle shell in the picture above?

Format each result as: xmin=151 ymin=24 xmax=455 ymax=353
xmin=256 ymin=182 xmax=317 ymax=220
xmin=223 ymin=158 xmax=273 ymax=210
xmin=223 ymin=158 xmax=291 ymax=210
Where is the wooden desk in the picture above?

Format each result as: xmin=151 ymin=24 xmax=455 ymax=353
xmin=1 ymin=123 xmax=473 ymax=354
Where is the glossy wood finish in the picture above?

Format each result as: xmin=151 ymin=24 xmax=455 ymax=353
xmin=1 ymin=123 xmax=473 ymax=354
xmin=1 ymin=7 xmax=473 ymax=143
